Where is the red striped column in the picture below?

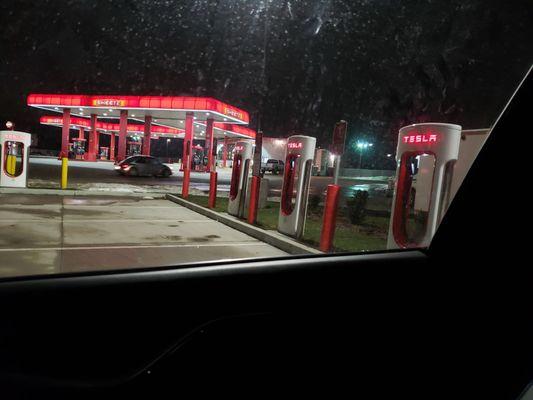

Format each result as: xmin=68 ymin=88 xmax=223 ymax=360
xmin=110 ymin=133 xmax=115 ymax=161
xmin=117 ymin=110 xmax=128 ymax=161
xmin=87 ymin=114 xmax=98 ymax=161
xmin=181 ymin=112 xmax=194 ymax=198
xmin=143 ymin=116 xmax=152 ymax=156
xmin=205 ymin=118 xmax=214 ymax=172
xmin=222 ymin=136 xmax=228 ymax=168
xmin=61 ymin=108 xmax=71 ymax=157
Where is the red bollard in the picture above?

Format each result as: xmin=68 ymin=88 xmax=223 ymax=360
xmin=247 ymin=176 xmax=261 ymax=224
xmin=320 ymin=184 xmax=341 ymax=252
xmin=208 ymin=171 xmax=218 ymax=208
xmin=182 ymin=168 xmax=190 ymax=198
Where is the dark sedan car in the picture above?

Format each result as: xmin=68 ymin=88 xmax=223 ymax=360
xmin=114 ymin=156 xmax=172 ymax=177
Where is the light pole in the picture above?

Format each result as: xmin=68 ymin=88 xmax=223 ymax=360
xmin=356 ymin=141 xmax=373 ymax=169
xmin=166 ymin=138 xmax=170 ymax=163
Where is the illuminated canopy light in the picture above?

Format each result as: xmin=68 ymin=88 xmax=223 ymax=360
xmin=40 ymin=116 xmax=184 ymax=135
xmin=39 ymin=115 xmax=255 ymax=139
xmin=213 ymin=122 xmax=256 ymax=139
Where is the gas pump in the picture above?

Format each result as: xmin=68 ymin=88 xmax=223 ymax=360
xmin=127 ymin=141 xmax=142 ymax=156
xmin=227 ymin=141 xmax=253 ymax=218
xmin=0 ymin=130 xmax=32 ymax=188
xmin=71 ymin=138 xmax=86 ymax=159
xmin=278 ymin=135 xmax=316 ymax=239
xmin=100 ymin=147 xmax=109 ymax=160
xmin=387 ymin=123 xmax=461 ymax=249
xmin=192 ymin=145 xmax=205 ymax=171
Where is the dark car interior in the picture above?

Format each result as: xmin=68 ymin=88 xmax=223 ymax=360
xmin=0 ymin=70 xmax=531 ymax=399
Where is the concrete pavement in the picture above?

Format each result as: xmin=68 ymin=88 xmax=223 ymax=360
xmin=0 ymin=194 xmax=287 ymax=278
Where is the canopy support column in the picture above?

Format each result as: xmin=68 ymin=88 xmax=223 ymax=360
xmin=143 ymin=116 xmax=152 ymax=156
xmin=222 ymin=136 xmax=228 ymax=168
xmin=182 ymin=113 xmax=194 ymax=168
xmin=117 ymin=110 xmax=128 ymax=162
xmin=181 ymin=112 xmax=194 ymax=198
xmin=110 ymin=133 xmax=115 ymax=161
xmin=205 ymin=118 xmax=214 ymax=172
xmin=78 ymin=127 xmax=85 ymax=159
xmin=87 ymin=114 xmax=98 ymax=161
xmin=61 ymin=108 xmax=71 ymax=157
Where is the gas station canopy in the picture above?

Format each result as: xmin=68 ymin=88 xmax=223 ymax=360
xmin=28 ymin=94 xmax=255 ymax=140
xmin=27 ymin=93 xmax=255 ymax=165
xmin=28 ymin=94 xmax=249 ymax=123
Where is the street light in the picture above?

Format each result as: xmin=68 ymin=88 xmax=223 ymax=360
xmin=5 ymin=121 xmax=14 ymax=130
xmin=166 ymin=138 xmax=171 ymax=163
xmin=355 ymin=141 xmax=373 ymax=168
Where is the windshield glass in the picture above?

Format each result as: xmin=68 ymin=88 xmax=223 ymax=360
xmin=0 ymin=0 xmax=530 ymax=278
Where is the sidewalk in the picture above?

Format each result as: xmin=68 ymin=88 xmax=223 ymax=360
xmin=0 ymin=194 xmax=288 ymax=278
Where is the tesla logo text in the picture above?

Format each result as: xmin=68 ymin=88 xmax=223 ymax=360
xmin=287 ymin=142 xmax=303 ymax=149
xmin=402 ymin=134 xmax=437 ymax=144
xmin=3 ymin=134 xmax=25 ymax=141
xmin=91 ymin=99 xmax=126 ymax=107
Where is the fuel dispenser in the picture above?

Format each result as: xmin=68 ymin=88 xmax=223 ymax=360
xmin=278 ymin=135 xmax=316 ymax=238
xmin=192 ymin=145 xmax=205 ymax=171
xmin=387 ymin=123 xmax=461 ymax=249
xmin=127 ymin=141 xmax=142 ymax=157
xmin=0 ymin=130 xmax=32 ymax=188
xmin=227 ymin=141 xmax=253 ymax=218
xmin=70 ymin=138 xmax=86 ymax=159
xmin=100 ymin=147 xmax=109 ymax=160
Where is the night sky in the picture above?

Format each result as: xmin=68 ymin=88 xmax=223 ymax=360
xmin=0 ymin=0 xmax=531 ymax=167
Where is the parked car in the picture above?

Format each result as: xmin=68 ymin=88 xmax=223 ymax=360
xmin=261 ymin=159 xmax=284 ymax=175
xmin=114 ymin=155 xmax=172 ymax=177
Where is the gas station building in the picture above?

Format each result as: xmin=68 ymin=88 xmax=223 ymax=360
xmin=27 ymin=94 xmax=256 ymax=170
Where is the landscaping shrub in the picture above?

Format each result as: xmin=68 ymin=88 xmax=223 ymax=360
xmin=308 ymin=194 xmax=321 ymax=215
xmin=346 ymin=190 xmax=369 ymax=225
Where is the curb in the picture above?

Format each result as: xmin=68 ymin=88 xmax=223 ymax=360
xmin=166 ymin=194 xmax=323 ymax=256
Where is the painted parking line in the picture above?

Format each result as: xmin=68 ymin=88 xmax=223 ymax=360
xmin=62 ymin=205 xmax=185 ymax=208
xmin=0 ymin=242 xmax=273 ymax=252
xmin=0 ymin=219 xmax=215 ymax=223
xmin=63 ymin=219 xmax=214 ymax=223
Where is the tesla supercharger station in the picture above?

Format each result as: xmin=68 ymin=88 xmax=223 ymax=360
xmin=278 ymin=135 xmax=316 ymax=238
xmin=228 ymin=140 xmax=253 ymax=218
xmin=387 ymin=123 xmax=461 ymax=249
xmin=0 ymin=130 xmax=32 ymax=188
